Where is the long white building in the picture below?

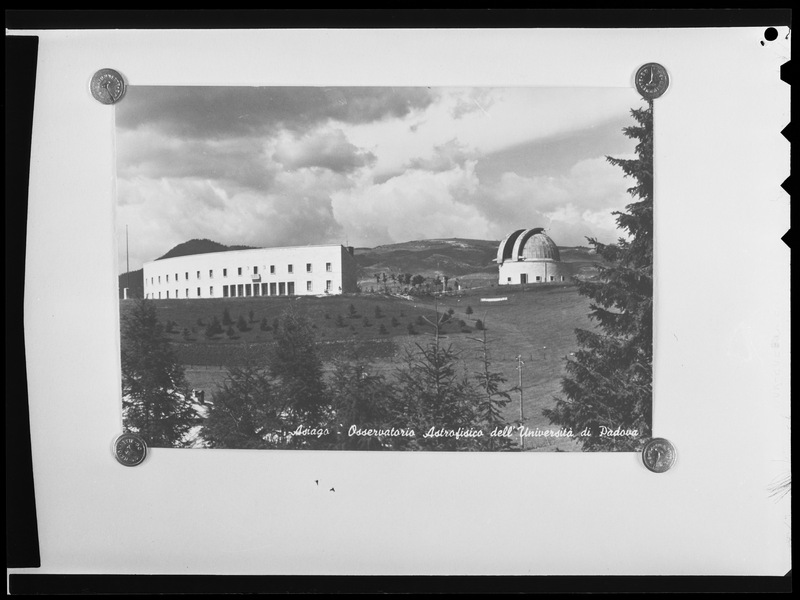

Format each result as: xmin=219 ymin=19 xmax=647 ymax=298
xmin=496 ymin=228 xmax=571 ymax=285
xmin=143 ymin=244 xmax=358 ymax=300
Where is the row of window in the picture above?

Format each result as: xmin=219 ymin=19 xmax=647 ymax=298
xmin=148 ymin=262 xmax=333 ymax=286
xmin=145 ymin=280 xmax=335 ymax=300
xmin=507 ymin=275 xmax=566 ymax=283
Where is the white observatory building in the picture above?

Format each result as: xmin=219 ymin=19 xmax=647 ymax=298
xmin=142 ymin=244 xmax=358 ymax=300
xmin=496 ymin=228 xmax=570 ymax=285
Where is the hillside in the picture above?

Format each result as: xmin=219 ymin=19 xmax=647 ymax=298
xmin=353 ymin=238 xmax=499 ymax=278
xmin=157 ymin=238 xmax=257 ymax=260
xmin=119 ymin=284 xmax=594 ymax=451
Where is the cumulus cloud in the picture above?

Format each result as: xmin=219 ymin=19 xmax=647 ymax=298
xmin=117 ymin=129 xmax=277 ymax=193
xmin=449 ymin=88 xmax=497 ymax=119
xmin=328 ymin=152 xmax=634 ymax=250
xmin=116 ymin=85 xmax=642 ymax=270
xmin=118 ymin=166 xmax=349 ymax=270
xmin=272 ymin=129 xmax=376 ymax=173
xmin=474 ymin=155 xmax=636 ymax=246
xmin=331 ymin=161 xmax=490 ymax=247
xmin=406 ymin=139 xmax=476 ymax=173
xmin=117 ymin=86 xmax=438 ymax=139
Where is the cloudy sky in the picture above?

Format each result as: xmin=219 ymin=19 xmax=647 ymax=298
xmin=115 ymin=86 xmax=644 ymax=271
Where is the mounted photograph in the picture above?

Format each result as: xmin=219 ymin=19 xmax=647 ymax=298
xmin=115 ymin=85 xmax=653 ymax=452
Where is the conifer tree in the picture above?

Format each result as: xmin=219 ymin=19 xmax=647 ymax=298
xmin=202 ymin=364 xmax=285 ymax=449
xmin=269 ymin=308 xmax=329 ymax=435
xmin=328 ymin=357 xmax=392 ymax=451
xmin=543 ymin=100 xmax=654 ymax=451
xmin=393 ymin=310 xmax=476 ymax=450
xmin=120 ymin=300 xmax=197 ymax=447
xmin=471 ymin=325 xmax=515 ymax=451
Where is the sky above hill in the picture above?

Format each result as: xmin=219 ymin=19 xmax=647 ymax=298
xmin=115 ymin=86 xmax=644 ymax=271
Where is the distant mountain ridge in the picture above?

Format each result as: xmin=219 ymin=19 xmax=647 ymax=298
xmin=156 ymin=238 xmax=258 ymax=260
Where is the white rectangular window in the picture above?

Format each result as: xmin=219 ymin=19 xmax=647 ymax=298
xmin=185 ymin=272 xmax=189 ymax=280
xmin=326 ymin=280 xmax=332 ymax=292
xmin=197 ymin=287 xmax=201 ymax=297
xmin=307 ymin=281 xmax=313 ymax=291
xmin=186 ymin=289 xmax=189 ymax=298
xmin=306 ymin=263 xmax=312 ymax=273
xmin=270 ymin=265 xmax=275 ymax=274
xmin=158 ymin=276 xmax=161 ymax=283
xmin=197 ymin=271 xmax=201 ymax=279
xmin=254 ymin=266 xmax=259 ymax=274
xmin=288 ymin=264 xmax=293 ymax=274
xmin=238 ymin=267 xmax=242 ymax=275
xmin=166 ymin=274 xmax=169 ymax=282
xmin=210 ymin=286 xmax=214 ymax=296
xmin=223 ymin=268 xmax=227 ymax=277
xmin=326 ymin=262 xmax=332 ymax=272
xmin=209 ymin=270 xmax=213 ymax=278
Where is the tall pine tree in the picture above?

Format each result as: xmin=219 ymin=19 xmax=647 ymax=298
xmin=120 ymin=300 xmax=198 ymax=447
xmin=543 ymin=100 xmax=653 ymax=451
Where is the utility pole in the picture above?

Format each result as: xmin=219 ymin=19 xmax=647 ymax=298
xmin=125 ymin=225 xmax=130 ymax=299
xmin=516 ymin=354 xmax=525 ymax=450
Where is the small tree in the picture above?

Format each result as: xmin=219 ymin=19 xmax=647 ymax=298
xmin=474 ymin=319 xmax=484 ymax=330
xmin=391 ymin=316 xmax=400 ymax=328
xmin=205 ymin=316 xmax=223 ymax=338
xmin=378 ymin=324 xmax=388 ymax=335
xmin=348 ymin=304 xmax=358 ymax=319
xmin=465 ymin=305 xmax=473 ymax=316
xmin=471 ymin=325 xmax=515 ymax=451
xmin=222 ymin=308 xmax=233 ymax=326
xmin=237 ymin=315 xmax=250 ymax=332
xmin=374 ymin=305 xmax=384 ymax=319
xmin=248 ymin=309 xmax=255 ymax=324
xmin=393 ymin=310 xmax=477 ymax=451
xmin=335 ymin=314 xmax=346 ymax=328
xmin=260 ymin=317 xmax=270 ymax=331
xmin=120 ymin=300 xmax=197 ymax=447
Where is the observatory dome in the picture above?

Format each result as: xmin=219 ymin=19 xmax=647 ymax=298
xmin=496 ymin=228 xmax=561 ymax=264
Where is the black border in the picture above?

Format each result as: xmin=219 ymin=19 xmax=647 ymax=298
xmin=4 ymin=9 xmax=793 ymax=30
xmin=6 ymin=573 xmax=795 ymax=595
xmin=6 ymin=8 xmax=792 ymax=595
xmin=6 ymin=34 xmax=41 ymax=570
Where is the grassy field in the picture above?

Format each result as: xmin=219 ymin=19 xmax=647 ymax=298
xmin=120 ymin=283 xmax=597 ymax=451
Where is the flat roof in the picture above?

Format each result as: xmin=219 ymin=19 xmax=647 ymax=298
xmin=144 ymin=244 xmax=350 ymax=267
